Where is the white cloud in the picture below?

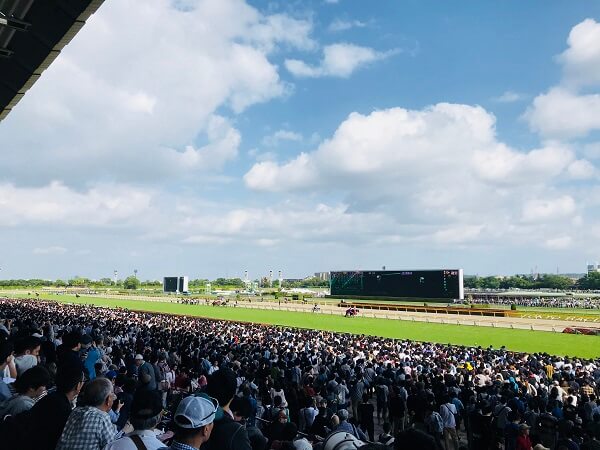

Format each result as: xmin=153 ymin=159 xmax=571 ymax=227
xmin=33 ymin=247 xmax=68 ymax=255
xmin=567 ymin=159 xmax=596 ymax=179
xmin=246 ymin=104 xmax=574 ymax=192
xmin=328 ymin=19 xmax=367 ymax=32
xmin=0 ymin=0 xmax=314 ymax=186
xmin=164 ymin=115 xmax=241 ymax=171
xmin=492 ymin=90 xmax=523 ymax=103
xmin=0 ymin=182 xmax=154 ymax=227
xmin=262 ymin=130 xmax=303 ymax=147
xmin=544 ymin=236 xmax=573 ymax=250
xmin=526 ymin=19 xmax=600 ymax=138
xmin=285 ymin=43 xmax=396 ymax=78
xmin=244 ymin=103 xmax=587 ymax=251
xmin=557 ymin=18 xmax=600 ymax=88
xmin=472 ymin=144 xmax=574 ymax=184
xmin=525 ymin=88 xmax=600 ymax=139
xmin=521 ymin=196 xmax=576 ymax=223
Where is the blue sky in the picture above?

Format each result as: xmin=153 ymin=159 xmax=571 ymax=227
xmin=2 ymin=0 xmax=600 ymax=280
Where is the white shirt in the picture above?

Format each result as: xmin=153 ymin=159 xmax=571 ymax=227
xmin=104 ymin=429 xmax=165 ymax=450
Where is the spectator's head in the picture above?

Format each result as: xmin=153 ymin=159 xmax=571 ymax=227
xmin=277 ymin=408 xmax=288 ymax=423
xmin=337 ymin=409 xmax=349 ymax=422
xmin=104 ymin=370 xmax=118 ymax=383
xmin=130 ymin=390 xmax=163 ymax=431
xmin=55 ymin=364 xmax=84 ymax=397
xmin=80 ymin=334 xmax=92 ymax=349
xmin=230 ymin=396 xmax=252 ymax=421
xmin=15 ymin=336 xmax=41 ymax=357
xmin=519 ymin=423 xmax=530 ymax=436
xmin=206 ymin=368 xmax=237 ymax=410
xmin=135 ymin=354 xmax=144 ymax=366
xmin=14 ymin=365 xmax=51 ymax=397
xmin=82 ymin=377 xmax=115 ymax=412
xmin=172 ymin=396 xmax=217 ymax=449
xmin=63 ymin=331 xmax=82 ymax=351
xmin=331 ymin=415 xmax=340 ymax=427
xmin=274 ymin=395 xmax=283 ymax=407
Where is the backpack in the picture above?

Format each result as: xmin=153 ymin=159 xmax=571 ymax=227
xmin=429 ymin=411 xmax=444 ymax=433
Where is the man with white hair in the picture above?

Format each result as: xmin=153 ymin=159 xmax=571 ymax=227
xmin=56 ymin=377 xmax=118 ymax=450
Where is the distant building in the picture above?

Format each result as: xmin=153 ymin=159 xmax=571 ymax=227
xmin=588 ymin=263 xmax=600 ymax=274
xmin=314 ymin=272 xmax=330 ymax=281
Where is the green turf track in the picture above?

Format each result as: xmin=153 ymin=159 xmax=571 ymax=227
xmin=4 ymin=294 xmax=600 ymax=358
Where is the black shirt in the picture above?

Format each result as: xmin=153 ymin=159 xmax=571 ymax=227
xmin=27 ymin=391 xmax=72 ymax=450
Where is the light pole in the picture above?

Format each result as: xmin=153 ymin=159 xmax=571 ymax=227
xmin=113 ymin=270 xmax=118 ymax=286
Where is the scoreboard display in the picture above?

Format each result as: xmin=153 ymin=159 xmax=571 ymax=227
xmin=330 ymin=269 xmax=463 ymax=300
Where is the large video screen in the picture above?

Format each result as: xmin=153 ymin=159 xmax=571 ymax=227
xmin=163 ymin=277 xmax=179 ymax=293
xmin=330 ymin=270 xmax=463 ymax=300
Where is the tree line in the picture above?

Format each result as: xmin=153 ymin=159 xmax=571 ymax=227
xmin=465 ymin=272 xmax=600 ymax=290
xmin=0 ymin=275 xmax=329 ymax=290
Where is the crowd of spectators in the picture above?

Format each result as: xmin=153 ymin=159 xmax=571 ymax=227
xmin=461 ymin=297 xmax=600 ymax=310
xmin=0 ymin=297 xmax=599 ymax=450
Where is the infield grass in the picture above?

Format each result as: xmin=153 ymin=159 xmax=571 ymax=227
xmin=2 ymin=293 xmax=599 ymax=358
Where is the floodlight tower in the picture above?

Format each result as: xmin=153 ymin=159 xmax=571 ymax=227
xmin=278 ymin=270 xmax=283 ymax=288
xmin=269 ymin=270 xmax=273 ymax=288
xmin=113 ymin=270 xmax=118 ymax=286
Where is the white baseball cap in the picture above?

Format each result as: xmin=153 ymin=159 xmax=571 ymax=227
xmin=174 ymin=395 xmax=219 ymax=429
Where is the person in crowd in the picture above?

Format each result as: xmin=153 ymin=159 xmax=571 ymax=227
xmin=84 ymin=336 xmax=102 ymax=380
xmin=516 ymin=423 xmax=533 ymax=450
xmin=161 ymin=395 xmax=217 ymax=450
xmin=0 ymin=365 xmax=51 ymax=416
xmin=378 ymin=422 xmax=394 ymax=446
xmin=310 ymin=399 xmax=332 ymax=438
xmin=231 ymin=396 xmax=268 ymax=450
xmin=106 ymin=389 xmax=166 ymax=450
xmin=14 ymin=336 xmax=41 ymax=376
xmin=439 ymin=395 xmax=459 ymax=450
xmin=299 ymin=398 xmax=318 ymax=432
xmin=204 ymin=367 xmax=252 ymax=450
xmin=56 ymin=330 xmax=86 ymax=375
xmin=375 ymin=379 xmax=389 ymax=425
xmin=56 ymin=377 xmax=118 ymax=450
xmin=332 ymin=409 xmax=368 ymax=441
xmin=136 ymin=354 xmax=158 ymax=391
xmin=0 ymin=339 xmax=14 ymax=401
xmin=27 ymin=364 xmax=85 ymax=450
xmin=358 ymin=393 xmax=375 ymax=441
xmin=424 ymin=405 xmax=444 ymax=450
